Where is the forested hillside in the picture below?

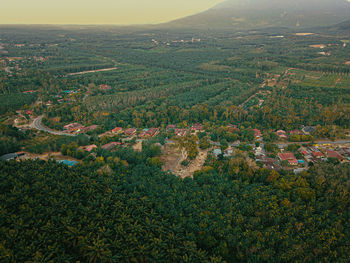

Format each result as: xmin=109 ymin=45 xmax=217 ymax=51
xmin=1 ymin=159 xmax=349 ymax=262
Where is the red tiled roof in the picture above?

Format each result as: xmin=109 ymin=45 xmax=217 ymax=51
xmin=253 ymin=129 xmax=262 ymax=136
xmin=277 ymin=130 xmax=286 ymax=135
xmin=278 ymin=152 xmax=296 ymax=161
xmin=288 ymin=159 xmax=299 ymax=165
xmin=146 ymin=128 xmax=160 ymax=137
xmin=175 ymin=129 xmax=187 ymax=136
xmin=325 ymin=149 xmax=344 ymax=160
xmin=312 ymin=151 xmax=324 ymax=158
xmin=124 ymin=128 xmax=137 ymax=136
xmin=112 ymin=127 xmax=122 ymax=133
xmin=64 ymin=123 xmax=84 ymax=130
xmin=191 ymin=124 xmax=203 ymax=130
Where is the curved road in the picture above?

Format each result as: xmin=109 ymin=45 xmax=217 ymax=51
xmin=31 ymin=115 xmax=77 ymax=137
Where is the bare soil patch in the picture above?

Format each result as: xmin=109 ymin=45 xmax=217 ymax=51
xmin=132 ymin=141 xmax=143 ymax=152
xmin=295 ymin=33 xmax=314 ymax=36
xmin=161 ymin=144 xmax=183 ymax=172
xmin=174 ymin=149 xmax=208 ymax=179
xmin=67 ymin=67 xmax=117 ymax=76
xmin=309 ymin=44 xmax=326 ymax=49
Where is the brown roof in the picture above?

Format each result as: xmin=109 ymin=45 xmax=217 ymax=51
xmin=325 ymin=149 xmax=344 ymax=161
xmin=278 ymin=152 xmax=296 ymax=161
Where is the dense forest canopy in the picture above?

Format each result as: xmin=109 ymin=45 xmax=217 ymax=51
xmin=1 ymin=159 xmax=349 ymax=262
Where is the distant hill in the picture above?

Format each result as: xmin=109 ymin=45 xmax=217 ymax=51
xmin=162 ymin=0 xmax=350 ymax=30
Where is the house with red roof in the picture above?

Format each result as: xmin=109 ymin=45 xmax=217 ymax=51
xmin=25 ymin=110 xmax=34 ymax=115
xmin=276 ymin=130 xmax=288 ymax=140
xmin=79 ymin=144 xmax=97 ymax=152
xmin=64 ymin=123 xmax=84 ymax=132
xmin=112 ymin=127 xmax=123 ymax=134
xmin=146 ymin=128 xmax=160 ymax=137
xmin=278 ymin=152 xmax=298 ymax=166
xmin=124 ymin=128 xmax=137 ymax=137
xmin=324 ymin=149 xmax=345 ymax=162
xmin=311 ymin=151 xmax=324 ymax=159
xmin=191 ymin=123 xmax=203 ymax=132
xmin=253 ymin=129 xmax=262 ymax=139
xmin=175 ymin=129 xmax=187 ymax=137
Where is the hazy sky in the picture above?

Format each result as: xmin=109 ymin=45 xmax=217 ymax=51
xmin=1 ymin=0 xmax=223 ymax=25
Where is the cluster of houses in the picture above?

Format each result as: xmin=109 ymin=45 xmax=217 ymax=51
xmin=275 ymin=126 xmax=315 ymax=140
xmin=63 ymin=123 xmax=98 ymax=134
xmin=299 ymin=145 xmax=349 ymax=163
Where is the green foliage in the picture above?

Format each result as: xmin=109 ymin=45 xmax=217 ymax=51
xmin=0 ymin=125 xmax=27 ymax=155
xmin=0 ymin=160 xmax=349 ymax=262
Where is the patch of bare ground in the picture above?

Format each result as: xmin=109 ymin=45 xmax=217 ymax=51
xmin=295 ymin=33 xmax=314 ymax=36
xmin=132 ymin=141 xmax=143 ymax=152
xmin=345 ymin=61 xmax=350 ymax=65
xmin=161 ymin=144 xmax=183 ymax=172
xmin=175 ymin=149 xmax=209 ymax=179
xmin=66 ymin=67 xmax=117 ymax=76
xmin=309 ymin=44 xmax=326 ymax=49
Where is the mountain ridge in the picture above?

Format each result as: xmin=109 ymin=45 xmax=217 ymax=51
xmin=162 ymin=0 xmax=350 ymax=30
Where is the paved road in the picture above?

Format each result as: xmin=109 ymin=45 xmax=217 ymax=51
xmin=31 ymin=115 xmax=77 ymax=137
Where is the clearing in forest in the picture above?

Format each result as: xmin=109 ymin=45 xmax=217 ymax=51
xmin=174 ymin=149 xmax=208 ymax=179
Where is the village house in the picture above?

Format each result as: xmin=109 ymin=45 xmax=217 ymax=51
xmin=324 ymin=149 xmax=345 ymax=162
xmin=276 ymin=130 xmax=288 ymax=140
xmin=191 ymin=123 xmax=203 ymax=132
xmin=25 ymin=110 xmax=34 ymax=115
xmin=213 ymin=149 xmax=222 ymax=158
xmin=112 ymin=127 xmax=123 ymax=134
xmin=253 ymin=129 xmax=262 ymax=139
xmin=79 ymin=144 xmax=97 ymax=152
xmin=146 ymin=128 xmax=160 ymax=137
xmin=175 ymin=128 xmax=187 ymax=137
xmin=124 ymin=128 xmax=137 ymax=137
xmin=311 ymin=151 xmax=324 ymax=159
xmin=64 ymin=123 xmax=84 ymax=132
xmin=278 ymin=152 xmax=298 ymax=166
xmin=224 ymin=148 xmax=234 ymax=158
xmin=101 ymin=142 xmax=122 ymax=151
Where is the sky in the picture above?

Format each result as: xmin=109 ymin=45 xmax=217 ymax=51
xmin=0 ymin=0 xmax=223 ymax=25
